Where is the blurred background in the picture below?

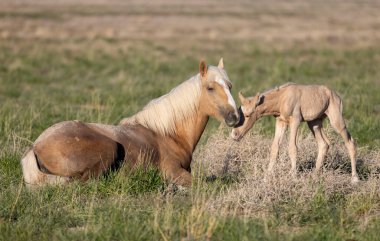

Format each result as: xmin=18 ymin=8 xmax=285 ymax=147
xmin=0 ymin=0 xmax=379 ymax=146
xmin=2 ymin=0 xmax=380 ymax=46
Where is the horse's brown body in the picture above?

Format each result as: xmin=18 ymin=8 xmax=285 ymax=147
xmin=21 ymin=59 xmax=239 ymax=188
xmin=33 ymin=121 xmax=159 ymax=181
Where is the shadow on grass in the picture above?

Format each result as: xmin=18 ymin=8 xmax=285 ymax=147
xmin=298 ymin=154 xmax=373 ymax=180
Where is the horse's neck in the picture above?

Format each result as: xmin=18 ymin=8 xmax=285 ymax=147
xmin=257 ymin=91 xmax=281 ymax=118
xmin=172 ymin=112 xmax=209 ymax=153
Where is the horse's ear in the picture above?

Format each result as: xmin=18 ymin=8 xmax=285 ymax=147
xmin=199 ymin=59 xmax=208 ymax=78
xmin=255 ymin=93 xmax=264 ymax=107
xmin=218 ymin=58 xmax=224 ymax=69
xmin=238 ymin=91 xmax=248 ymax=104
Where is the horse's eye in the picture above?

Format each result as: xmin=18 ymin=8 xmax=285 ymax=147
xmin=207 ymin=86 xmax=214 ymax=91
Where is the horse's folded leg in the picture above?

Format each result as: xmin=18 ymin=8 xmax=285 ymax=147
xmin=45 ymin=175 xmax=70 ymax=185
xmin=174 ymin=170 xmax=192 ymax=187
xmin=165 ymin=167 xmax=192 ymax=187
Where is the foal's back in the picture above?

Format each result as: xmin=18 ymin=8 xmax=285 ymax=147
xmin=279 ymin=84 xmax=337 ymax=121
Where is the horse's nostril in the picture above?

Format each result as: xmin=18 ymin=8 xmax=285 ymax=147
xmin=225 ymin=111 xmax=240 ymax=127
xmin=234 ymin=114 xmax=239 ymax=123
xmin=228 ymin=112 xmax=238 ymax=121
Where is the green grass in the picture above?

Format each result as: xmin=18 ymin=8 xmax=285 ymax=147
xmin=0 ymin=38 xmax=379 ymax=240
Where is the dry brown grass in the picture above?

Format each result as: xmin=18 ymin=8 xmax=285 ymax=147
xmin=195 ymin=127 xmax=380 ymax=222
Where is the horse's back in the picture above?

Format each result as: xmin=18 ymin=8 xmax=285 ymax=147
xmin=33 ymin=120 xmax=120 ymax=179
xmin=88 ymin=123 xmax=161 ymax=165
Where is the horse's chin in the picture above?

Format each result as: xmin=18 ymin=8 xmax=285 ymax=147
xmin=225 ymin=120 xmax=237 ymax=127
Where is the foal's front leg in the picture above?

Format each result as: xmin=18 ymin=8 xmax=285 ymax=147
xmin=267 ymin=118 xmax=287 ymax=174
xmin=288 ymin=118 xmax=301 ymax=177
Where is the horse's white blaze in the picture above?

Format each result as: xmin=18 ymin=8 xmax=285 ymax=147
xmin=215 ymin=77 xmax=238 ymax=114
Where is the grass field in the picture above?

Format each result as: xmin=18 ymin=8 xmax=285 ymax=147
xmin=0 ymin=1 xmax=379 ymax=240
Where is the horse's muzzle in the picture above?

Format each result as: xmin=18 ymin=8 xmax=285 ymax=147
xmin=233 ymin=107 xmax=245 ymax=128
xmin=225 ymin=111 xmax=239 ymax=127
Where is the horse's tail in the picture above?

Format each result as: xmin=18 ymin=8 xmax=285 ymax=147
xmin=21 ymin=147 xmax=69 ymax=189
xmin=21 ymin=147 xmax=45 ymax=188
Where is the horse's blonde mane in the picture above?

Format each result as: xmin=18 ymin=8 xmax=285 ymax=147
xmin=126 ymin=75 xmax=202 ymax=136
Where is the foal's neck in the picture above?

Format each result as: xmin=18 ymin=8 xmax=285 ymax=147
xmin=256 ymin=91 xmax=281 ymax=118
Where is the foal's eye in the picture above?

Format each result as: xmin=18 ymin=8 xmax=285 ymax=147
xmin=207 ymin=86 xmax=214 ymax=91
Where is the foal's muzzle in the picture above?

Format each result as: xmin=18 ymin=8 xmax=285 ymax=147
xmin=230 ymin=129 xmax=243 ymax=141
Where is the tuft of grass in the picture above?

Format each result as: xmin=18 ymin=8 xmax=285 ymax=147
xmin=96 ymin=161 xmax=164 ymax=196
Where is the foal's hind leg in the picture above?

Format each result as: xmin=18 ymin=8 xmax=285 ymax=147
xmin=307 ymin=119 xmax=329 ymax=173
xmin=326 ymin=109 xmax=359 ymax=183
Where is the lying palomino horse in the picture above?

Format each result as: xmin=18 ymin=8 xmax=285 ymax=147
xmin=22 ymin=59 xmax=240 ymax=188
xmin=231 ymin=83 xmax=359 ymax=183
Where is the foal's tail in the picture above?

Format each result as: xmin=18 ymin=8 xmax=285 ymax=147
xmin=336 ymin=91 xmax=344 ymax=115
xmin=326 ymin=89 xmax=352 ymax=138
xmin=21 ymin=147 xmax=69 ymax=189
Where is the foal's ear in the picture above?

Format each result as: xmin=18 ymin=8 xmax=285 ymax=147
xmin=255 ymin=93 xmax=264 ymax=107
xmin=238 ymin=91 xmax=248 ymax=105
xmin=218 ymin=58 xmax=224 ymax=69
xmin=199 ymin=59 xmax=208 ymax=78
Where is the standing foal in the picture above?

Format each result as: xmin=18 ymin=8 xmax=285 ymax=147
xmin=231 ymin=83 xmax=359 ymax=183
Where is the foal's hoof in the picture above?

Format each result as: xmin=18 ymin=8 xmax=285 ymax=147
xmin=263 ymin=175 xmax=269 ymax=183
xmin=311 ymin=171 xmax=319 ymax=179
xmin=289 ymin=170 xmax=298 ymax=180
xmin=351 ymin=176 xmax=360 ymax=184
xmin=264 ymin=170 xmax=275 ymax=183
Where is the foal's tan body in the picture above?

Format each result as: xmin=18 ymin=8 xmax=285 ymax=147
xmin=232 ymin=83 xmax=359 ymax=183
xmin=22 ymin=59 xmax=240 ymax=188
